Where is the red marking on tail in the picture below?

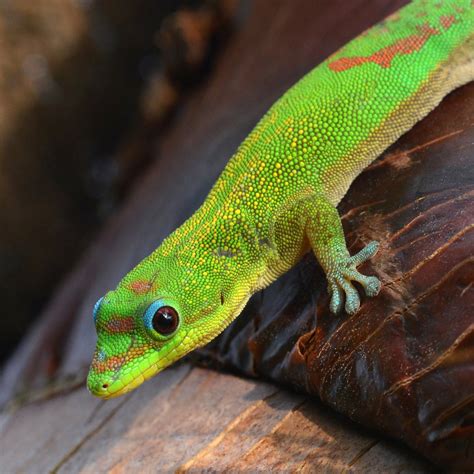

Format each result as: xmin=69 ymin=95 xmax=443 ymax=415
xmin=329 ymin=24 xmax=440 ymax=72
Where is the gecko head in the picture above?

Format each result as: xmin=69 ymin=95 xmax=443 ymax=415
xmin=87 ymin=253 xmax=249 ymax=399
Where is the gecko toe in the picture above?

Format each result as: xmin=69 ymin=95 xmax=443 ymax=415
xmin=329 ymin=281 xmax=344 ymax=314
xmin=328 ymin=273 xmax=361 ymax=315
xmin=363 ymin=276 xmax=381 ymax=297
xmin=345 ymin=291 xmax=361 ymax=315
xmin=345 ymin=269 xmax=381 ymax=298
xmin=349 ymin=241 xmax=379 ymax=266
xmin=339 ymin=278 xmax=360 ymax=315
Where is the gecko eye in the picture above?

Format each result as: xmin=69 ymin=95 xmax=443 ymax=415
xmin=152 ymin=307 xmax=179 ymax=335
xmin=93 ymin=297 xmax=104 ymax=323
xmin=144 ymin=300 xmax=179 ymax=337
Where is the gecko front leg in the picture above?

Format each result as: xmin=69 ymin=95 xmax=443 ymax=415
xmin=303 ymin=194 xmax=381 ymax=314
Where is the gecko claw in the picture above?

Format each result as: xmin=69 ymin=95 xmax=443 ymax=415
xmin=327 ymin=241 xmax=381 ymax=315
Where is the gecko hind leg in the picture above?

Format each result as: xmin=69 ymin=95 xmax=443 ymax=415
xmin=303 ymin=194 xmax=381 ymax=315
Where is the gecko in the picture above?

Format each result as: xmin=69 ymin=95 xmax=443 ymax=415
xmin=87 ymin=0 xmax=474 ymax=398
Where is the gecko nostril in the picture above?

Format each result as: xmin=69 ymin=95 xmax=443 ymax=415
xmin=102 ymin=383 xmax=109 ymax=389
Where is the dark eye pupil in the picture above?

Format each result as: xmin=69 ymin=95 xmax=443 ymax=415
xmin=152 ymin=306 xmax=179 ymax=335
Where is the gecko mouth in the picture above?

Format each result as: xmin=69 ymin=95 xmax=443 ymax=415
xmin=87 ymin=330 xmax=191 ymax=398
xmin=88 ymin=369 xmax=150 ymax=399
xmin=87 ymin=353 xmax=160 ymax=399
xmin=86 ymin=335 xmax=147 ymax=398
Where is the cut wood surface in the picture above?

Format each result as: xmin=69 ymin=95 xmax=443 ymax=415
xmin=1 ymin=0 xmax=472 ymax=471
xmin=1 ymin=366 xmax=432 ymax=473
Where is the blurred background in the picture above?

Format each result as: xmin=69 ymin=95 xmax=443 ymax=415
xmin=0 ymin=0 xmax=239 ymax=364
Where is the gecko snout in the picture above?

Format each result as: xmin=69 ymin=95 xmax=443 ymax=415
xmin=86 ymin=371 xmax=113 ymax=398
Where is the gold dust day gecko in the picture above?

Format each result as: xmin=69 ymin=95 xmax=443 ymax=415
xmin=88 ymin=0 xmax=474 ymax=398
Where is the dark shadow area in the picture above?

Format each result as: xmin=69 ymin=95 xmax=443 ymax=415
xmin=0 ymin=0 xmax=235 ymax=362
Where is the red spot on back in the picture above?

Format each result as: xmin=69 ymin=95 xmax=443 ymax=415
xmin=439 ymin=15 xmax=456 ymax=30
xmin=329 ymin=24 xmax=440 ymax=72
xmin=106 ymin=317 xmax=135 ymax=333
xmin=129 ymin=280 xmax=152 ymax=295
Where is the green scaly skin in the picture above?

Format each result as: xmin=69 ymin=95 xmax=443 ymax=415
xmin=88 ymin=0 xmax=474 ymax=398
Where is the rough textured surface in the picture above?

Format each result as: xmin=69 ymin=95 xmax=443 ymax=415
xmin=0 ymin=366 xmax=432 ymax=473
xmin=0 ymin=0 xmax=472 ymax=470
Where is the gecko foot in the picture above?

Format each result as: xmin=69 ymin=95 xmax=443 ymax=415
xmin=327 ymin=241 xmax=381 ymax=315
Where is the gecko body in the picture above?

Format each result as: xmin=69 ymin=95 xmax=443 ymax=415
xmin=88 ymin=0 xmax=474 ymax=398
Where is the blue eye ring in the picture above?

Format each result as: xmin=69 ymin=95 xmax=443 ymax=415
xmin=144 ymin=299 xmax=165 ymax=330
xmin=144 ymin=299 xmax=180 ymax=338
xmin=93 ymin=297 xmax=104 ymax=323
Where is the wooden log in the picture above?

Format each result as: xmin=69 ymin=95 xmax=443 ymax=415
xmin=0 ymin=366 xmax=432 ymax=472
